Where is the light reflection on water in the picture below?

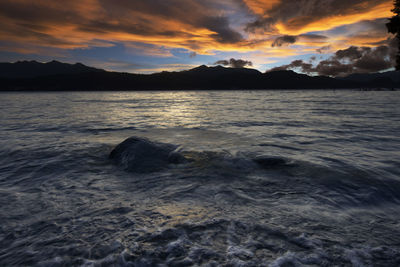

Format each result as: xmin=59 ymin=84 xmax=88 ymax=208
xmin=0 ymin=90 xmax=400 ymax=266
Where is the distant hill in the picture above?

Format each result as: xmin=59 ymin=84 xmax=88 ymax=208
xmin=0 ymin=61 xmax=399 ymax=90
xmin=341 ymin=71 xmax=400 ymax=83
xmin=0 ymin=60 xmax=105 ymax=79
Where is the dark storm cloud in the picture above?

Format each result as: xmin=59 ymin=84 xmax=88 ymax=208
xmin=335 ymin=46 xmax=366 ymax=60
xmin=202 ymin=16 xmax=243 ymax=43
xmin=299 ymin=34 xmax=328 ymax=41
xmin=271 ymin=34 xmax=328 ymax=47
xmin=245 ymin=17 xmax=275 ymax=33
xmin=318 ymin=40 xmax=397 ymax=75
xmin=316 ymin=45 xmax=331 ymax=54
xmin=352 ymin=46 xmax=393 ymax=72
xmin=214 ymin=58 xmax=253 ymax=68
xmin=287 ymin=59 xmax=313 ymax=73
xmin=0 ymin=1 xmax=76 ymax=23
xmin=314 ymin=59 xmax=354 ymax=76
xmin=268 ymin=59 xmax=314 ymax=73
xmin=272 ymin=35 xmax=297 ymax=47
xmin=268 ymin=38 xmax=398 ymax=76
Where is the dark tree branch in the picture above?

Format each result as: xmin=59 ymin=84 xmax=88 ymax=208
xmin=386 ymin=0 xmax=400 ymax=70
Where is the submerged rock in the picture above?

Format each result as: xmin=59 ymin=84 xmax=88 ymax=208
xmin=109 ymin=137 xmax=186 ymax=172
xmin=253 ymin=156 xmax=287 ymax=169
xmin=110 ymin=137 xmax=292 ymax=173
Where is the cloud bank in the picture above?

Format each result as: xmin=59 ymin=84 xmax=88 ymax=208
xmin=0 ymin=0 xmax=395 ymax=73
xmin=268 ymin=38 xmax=398 ymax=76
xmin=214 ymin=58 xmax=253 ymax=68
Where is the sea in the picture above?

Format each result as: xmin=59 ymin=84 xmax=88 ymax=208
xmin=0 ymin=90 xmax=400 ymax=266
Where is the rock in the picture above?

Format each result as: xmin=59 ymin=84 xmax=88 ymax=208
xmin=109 ymin=137 xmax=186 ymax=172
xmin=253 ymin=156 xmax=287 ymax=169
xmin=168 ymin=151 xmax=187 ymax=164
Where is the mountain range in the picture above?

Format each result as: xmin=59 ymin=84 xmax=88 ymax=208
xmin=0 ymin=60 xmax=399 ymax=90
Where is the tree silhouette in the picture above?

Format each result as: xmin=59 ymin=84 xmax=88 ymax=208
xmin=387 ymin=0 xmax=400 ymax=70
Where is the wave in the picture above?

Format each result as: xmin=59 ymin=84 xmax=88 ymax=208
xmin=109 ymin=137 xmax=400 ymax=208
xmin=7 ymin=218 xmax=399 ymax=266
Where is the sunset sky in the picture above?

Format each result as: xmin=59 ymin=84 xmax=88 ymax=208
xmin=0 ymin=0 xmax=397 ymax=76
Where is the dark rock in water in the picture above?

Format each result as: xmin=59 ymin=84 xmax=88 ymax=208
xmin=109 ymin=137 xmax=186 ymax=172
xmin=168 ymin=151 xmax=187 ymax=164
xmin=253 ymin=156 xmax=287 ymax=169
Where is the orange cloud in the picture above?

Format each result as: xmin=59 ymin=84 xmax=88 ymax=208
xmin=0 ymin=0 xmax=395 ymax=67
xmin=277 ymin=1 xmax=393 ymax=35
xmin=243 ymin=0 xmax=281 ymax=15
xmin=0 ymin=0 xmax=248 ymax=55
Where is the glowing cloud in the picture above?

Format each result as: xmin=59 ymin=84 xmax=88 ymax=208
xmin=0 ymin=0 xmax=396 ymax=73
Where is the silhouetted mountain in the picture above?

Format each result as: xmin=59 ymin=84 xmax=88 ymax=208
xmin=260 ymin=70 xmax=354 ymax=89
xmin=0 ymin=61 xmax=399 ymax=90
xmin=0 ymin=60 xmax=105 ymax=78
xmin=341 ymin=71 xmax=400 ymax=83
xmin=186 ymin=65 xmax=261 ymax=75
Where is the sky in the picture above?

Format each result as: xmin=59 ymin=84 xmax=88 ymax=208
xmin=0 ymin=0 xmax=397 ymax=76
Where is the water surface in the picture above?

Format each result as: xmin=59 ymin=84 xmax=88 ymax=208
xmin=1 ymin=91 xmax=400 ymax=266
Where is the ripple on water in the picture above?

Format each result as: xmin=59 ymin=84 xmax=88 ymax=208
xmin=0 ymin=91 xmax=400 ymax=265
